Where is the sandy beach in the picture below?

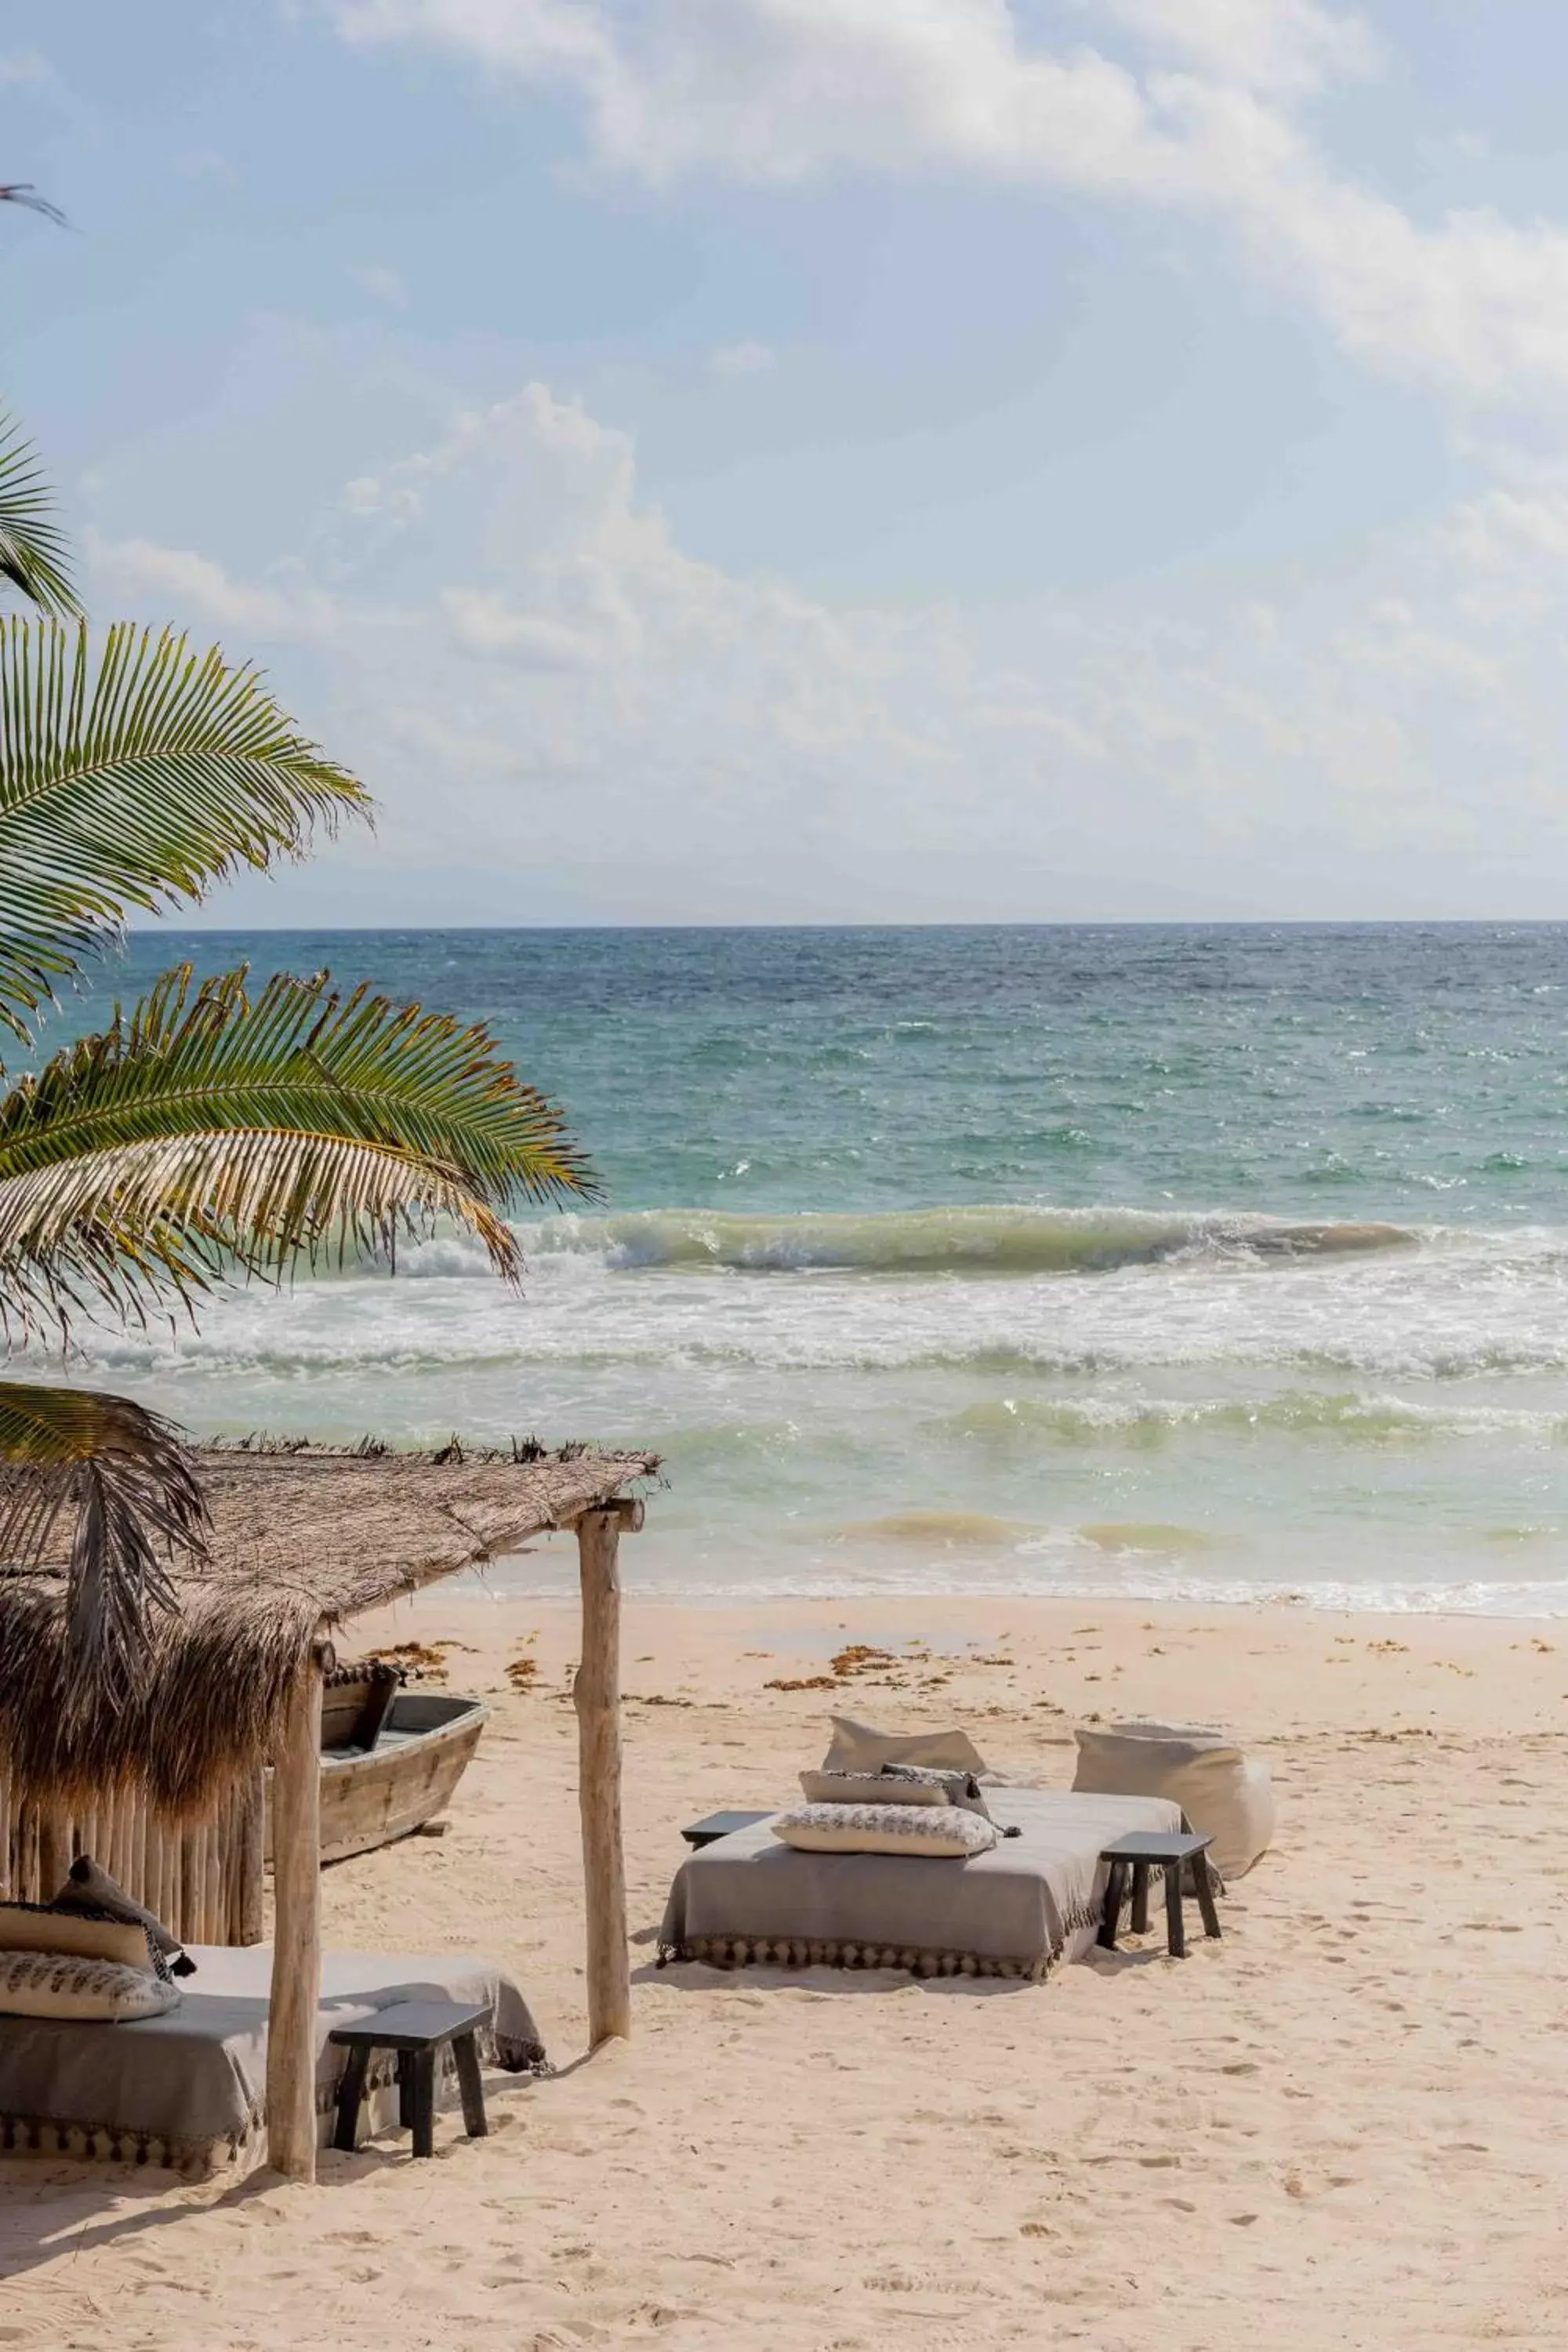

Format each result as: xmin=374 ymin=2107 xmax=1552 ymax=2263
xmin=2 ymin=1584 xmax=1566 ymax=2350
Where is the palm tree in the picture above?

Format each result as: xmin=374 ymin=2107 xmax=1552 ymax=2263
xmin=0 ymin=410 xmax=591 ymax=1696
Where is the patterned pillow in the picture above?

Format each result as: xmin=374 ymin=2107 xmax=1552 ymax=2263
xmin=798 ymin=1769 xmax=946 ymax=1808
xmin=0 ymin=1949 xmax=180 ymax=2022
xmin=771 ymin=1802 xmax=998 ymax=1859
xmin=877 ymin=1764 xmax=993 ymax=1820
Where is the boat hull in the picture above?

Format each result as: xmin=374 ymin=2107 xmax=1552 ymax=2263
xmin=265 ymin=1693 xmax=489 ymax=1867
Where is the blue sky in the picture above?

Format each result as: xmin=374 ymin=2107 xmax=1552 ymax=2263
xmin=9 ymin=2 xmax=1568 ymax=923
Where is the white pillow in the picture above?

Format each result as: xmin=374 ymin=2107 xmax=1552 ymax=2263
xmin=772 ymin=1802 xmax=997 ymax=1859
xmin=798 ymin=1769 xmax=946 ymax=1808
xmin=0 ymin=1949 xmax=180 ymax=2022
xmin=1072 ymin=1720 xmax=1276 ymax=1879
xmin=821 ymin=1715 xmax=990 ymax=1779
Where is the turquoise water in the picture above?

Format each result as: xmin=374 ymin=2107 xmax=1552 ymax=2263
xmin=29 ymin=924 xmax=1568 ymax=1610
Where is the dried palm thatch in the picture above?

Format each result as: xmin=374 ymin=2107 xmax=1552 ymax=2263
xmin=0 ymin=1438 xmax=658 ymax=1815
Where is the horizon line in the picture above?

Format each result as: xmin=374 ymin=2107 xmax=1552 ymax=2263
xmin=124 ymin=916 xmax=1568 ymax=935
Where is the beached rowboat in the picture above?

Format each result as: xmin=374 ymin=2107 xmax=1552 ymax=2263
xmin=264 ymin=1673 xmax=490 ymax=1867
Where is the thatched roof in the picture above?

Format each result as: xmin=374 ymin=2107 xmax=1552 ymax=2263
xmin=0 ymin=1439 xmax=658 ymax=1816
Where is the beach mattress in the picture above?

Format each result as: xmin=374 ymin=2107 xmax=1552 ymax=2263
xmin=659 ymin=1787 xmax=1183 ymax=1983
xmin=0 ymin=1944 xmax=546 ymax=2172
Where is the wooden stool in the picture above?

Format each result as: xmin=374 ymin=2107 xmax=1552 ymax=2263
xmin=1097 ymin=1831 xmax=1221 ymax=1960
xmin=328 ymin=1998 xmax=492 ymax=2158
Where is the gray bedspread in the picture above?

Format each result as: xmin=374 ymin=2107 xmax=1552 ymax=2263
xmin=659 ymin=1788 xmax=1184 ymax=1982
xmin=0 ymin=1944 xmax=546 ymax=2172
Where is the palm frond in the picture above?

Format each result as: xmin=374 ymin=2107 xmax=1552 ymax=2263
xmin=0 ymin=963 xmax=593 ymax=1330
xmin=0 ymin=1127 xmax=523 ymax=1337
xmin=0 ymin=410 xmax=78 ymax=619
xmin=0 ymin=186 xmax=68 ymax=229
xmin=0 ymin=1380 xmax=206 ymax=1699
xmin=0 ymin=619 xmax=368 ymax=1047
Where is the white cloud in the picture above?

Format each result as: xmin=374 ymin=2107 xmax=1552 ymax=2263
xmin=710 ymin=339 xmax=776 ymax=378
xmin=353 ymin=262 xmax=409 ymax=307
xmin=332 ymin=1 xmax=1189 ymax=191
xmin=176 ymin=148 xmax=238 ymax=183
xmin=440 ymin=584 xmax=613 ymax=667
xmin=325 ymin=0 xmax=1568 ymax=416
xmin=82 ymin=373 xmax=1568 ymax=918
xmin=85 ymin=530 xmax=333 ymax=640
xmin=1098 ymin=0 xmax=1380 ymax=96
xmin=0 ymin=50 xmax=53 ymax=87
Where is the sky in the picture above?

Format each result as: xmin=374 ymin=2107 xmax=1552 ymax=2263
xmin=8 ymin=1 xmax=1568 ymax=924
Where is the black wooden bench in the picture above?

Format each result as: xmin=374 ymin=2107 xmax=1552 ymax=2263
xmin=329 ymin=1998 xmax=492 ymax=2158
xmin=1097 ymin=1831 xmax=1221 ymax=1959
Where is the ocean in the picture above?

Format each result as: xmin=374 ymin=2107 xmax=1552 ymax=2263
xmin=27 ymin=922 xmax=1568 ymax=1613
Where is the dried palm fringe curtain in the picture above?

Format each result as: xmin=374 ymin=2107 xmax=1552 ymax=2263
xmin=0 ymin=1765 xmax=264 ymax=1944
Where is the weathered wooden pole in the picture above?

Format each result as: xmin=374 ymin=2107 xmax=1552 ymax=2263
xmin=266 ymin=1638 xmax=330 ymax=2180
xmin=574 ymin=1499 xmax=641 ymax=2049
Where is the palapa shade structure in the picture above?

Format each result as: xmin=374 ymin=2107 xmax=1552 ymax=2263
xmin=0 ymin=1437 xmax=658 ymax=2181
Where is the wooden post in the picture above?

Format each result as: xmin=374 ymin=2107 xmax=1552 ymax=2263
xmin=266 ymin=1641 xmax=328 ymax=2181
xmin=574 ymin=1500 xmax=641 ymax=2049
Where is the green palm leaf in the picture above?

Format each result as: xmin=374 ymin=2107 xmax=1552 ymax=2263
xmin=0 ymin=411 xmax=78 ymax=620
xmin=0 ymin=619 xmax=369 ymax=1049
xmin=0 ymin=963 xmax=593 ymax=1330
xmin=0 ymin=1380 xmax=206 ymax=1697
xmin=0 ymin=1130 xmax=522 ymax=1334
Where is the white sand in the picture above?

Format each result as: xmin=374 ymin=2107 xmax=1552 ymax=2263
xmin=5 ymin=1592 xmax=1568 ymax=2350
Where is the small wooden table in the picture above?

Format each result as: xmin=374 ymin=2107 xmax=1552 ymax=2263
xmin=1097 ymin=1831 xmax=1221 ymax=1960
xmin=328 ymin=1998 xmax=492 ymax=2158
xmin=681 ymin=1809 xmax=771 ymax=1849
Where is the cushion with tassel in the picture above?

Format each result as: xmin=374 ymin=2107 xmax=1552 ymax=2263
xmin=771 ymin=1802 xmax=998 ymax=1858
xmin=0 ymin=1949 xmax=180 ymax=2022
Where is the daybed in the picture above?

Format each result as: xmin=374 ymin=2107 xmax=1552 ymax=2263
xmin=0 ymin=1944 xmax=546 ymax=2173
xmin=659 ymin=1786 xmax=1184 ymax=1984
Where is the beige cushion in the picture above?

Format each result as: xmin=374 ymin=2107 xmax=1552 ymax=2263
xmin=1072 ymin=1720 xmax=1276 ymax=1878
xmin=0 ymin=1901 xmax=154 ymax=1973
xmin=772 ymin=1802 xmax=998 ymax=1858
xmin=52 ymin=1855 xmax=187 ymax=1971
xmin=799 ymin=1769 xmax=946 ymax=1807
xmin=0 ymin=1949 xmax=180 ymax=2022
xmin=821 ymin=1715 xmax=990 ymax=1780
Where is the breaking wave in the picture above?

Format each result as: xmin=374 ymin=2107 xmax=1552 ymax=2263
xmin=520 ymin=1204 xmax=1418 ymax=1276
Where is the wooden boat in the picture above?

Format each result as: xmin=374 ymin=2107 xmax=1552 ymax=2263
xmin=265 ymin=1671 xmax=489 ymax=1867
